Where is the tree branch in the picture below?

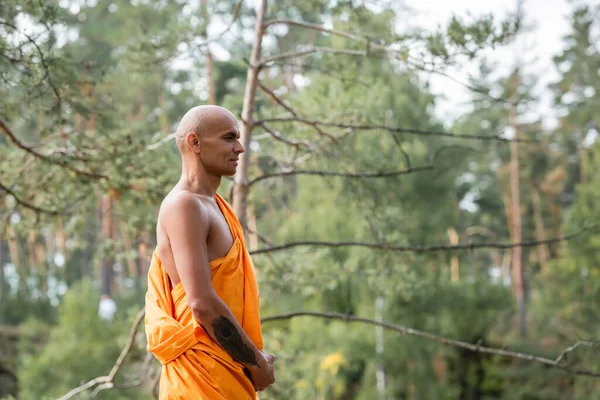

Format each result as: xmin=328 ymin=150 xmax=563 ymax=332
xmin=257 ymin=82 xmax=338 ymax=142
xmin=257 ymin=80 xmax=299 ymax=118
xmin=0 ymin=116 xmax=108 ymax=180
xmin=262 ymin=46 xmax=371 ymax=65
xmin=255 ymin=116 xmax=529 ymax=143
xmin=0 ymin=21 xmax=61 ymax=113
xmin=57 ymin=308 xmax=145 ymax=400
xmin=0 ymin=180 xmax=64 ymax=215
xmin=261 ymin=311 xmax=600 ymax=377
xmin=248 ymin=166 xmax=433 ymax=186
xmin=258 ymin=124 xmax=312 ymax=148
xmin=58 ymin=302 xmax=600 ymax=399
xmin=193 ymin=0 xmax=243 ymax=47
xmin=250 ymin=222 xmax=600 ymax=255
xmin=264 ymin=19 xmax=372 ymax=43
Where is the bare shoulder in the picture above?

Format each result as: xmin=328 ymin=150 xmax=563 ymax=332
xmin=158 ymin=190 xmax=209 ymax=232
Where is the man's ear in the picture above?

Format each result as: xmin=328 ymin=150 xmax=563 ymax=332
xmin=186 ymin=132 xmax=201 ymax=153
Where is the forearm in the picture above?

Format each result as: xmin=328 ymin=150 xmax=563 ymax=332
xmin=191 ymin=295 xmax=261 ymax=368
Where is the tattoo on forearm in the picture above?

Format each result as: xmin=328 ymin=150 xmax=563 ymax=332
xmin=212 ymin=316 xmax=258 ymax=366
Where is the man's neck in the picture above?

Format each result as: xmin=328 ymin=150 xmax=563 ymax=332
xmin=179 ymin=167 xmax=221 ymax=197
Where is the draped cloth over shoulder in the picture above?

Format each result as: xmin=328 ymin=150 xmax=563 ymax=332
xmin=145 ymin=194 xmax=264 ymax=400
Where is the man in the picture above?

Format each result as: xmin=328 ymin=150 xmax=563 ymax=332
xmin=145 ymin=105 xmax=275 ymax=399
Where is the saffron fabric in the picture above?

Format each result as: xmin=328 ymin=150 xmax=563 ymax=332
xmin=145 ymin=194 xmax=263 ymax=399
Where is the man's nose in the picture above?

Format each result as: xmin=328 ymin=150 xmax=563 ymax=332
xmin=234 ymin=141 xmax=245 ymax=153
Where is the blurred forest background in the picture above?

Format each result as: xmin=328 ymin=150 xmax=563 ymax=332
xmin=1 ymin=0 xmax=599 ymax=399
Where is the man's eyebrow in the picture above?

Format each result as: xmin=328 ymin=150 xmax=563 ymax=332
xmin=223 ymin=131 xmax=240 ymax=138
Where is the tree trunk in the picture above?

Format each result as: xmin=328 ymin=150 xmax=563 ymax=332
xmin=6 ymin=227 xmax=19 ymax=271
xmin=232 ymin=0 xmax=268 ymax=226
xmin=137 ymin=230 xmax=150 ymax=292
xmin=529 ymin=182 xmax=549 ymax=274
xmin=0 ymin=238 xmax=6 ymax=300
xmin=509 ymin=70 xmax=526 ymax=339
xmin=57 ymin=217 xmax=67 ymax=261
xmin=207 ymin=51 xmax=216 ymax=105
xmin=247 ymin=202 xmax=259 ymax=250
xmin=447 ymin=227 xmax=459 ymax=281
xmin=159 ymin=92 xmax=170 ymax=135
xmin=101 ymin=194 xmax=114 ymax=296
xmin=121 ymin=221 xmax=137 ymax=287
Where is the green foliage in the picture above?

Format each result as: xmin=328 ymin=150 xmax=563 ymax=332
xmin=17 ymin=280 xmax=149 ymax=400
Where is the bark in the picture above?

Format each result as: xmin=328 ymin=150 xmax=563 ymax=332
xmin=247 ymin=202 xmax=259 ymax=250
xmin=120 ymin=221 xmax=137 ymax=285
xmin=200 ymin=0 xmax=216 ymax=105
xmin=137 ymin=230 xmax=150 ymax=292
xmin=6 ymin=226 xmax=19 ymax=270
xmin=232 ymin=0 xmax=268 ymax=227
xmin=447 ymin=227 xmax=459 ymax=281
xmin=508 ymin=70 xmax=526 ymax=339
xmin=0 ymin=238 xmax=5 ymax=300
xmin=57 ymin=217 xmax=67 ymax=261
xmin=159 ymin=92 xmax=169 ymax=135
xmin=101 ymin=194 xmax=114 ymax=296
xmin=530 ymin=182 xmax=549 ymax=274
xmin=207 ymin=51 xmax=216 ymax=105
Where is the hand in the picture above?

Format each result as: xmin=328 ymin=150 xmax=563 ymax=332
xmin=247 ymin=351 xmax=276 ymax=391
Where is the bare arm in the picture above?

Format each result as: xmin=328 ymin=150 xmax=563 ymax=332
xmin=161 ymin=193 xmax=263 ymax=368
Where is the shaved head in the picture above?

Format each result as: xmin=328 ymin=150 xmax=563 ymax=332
xmin=175 ymin=105 xmax=238 ymax=153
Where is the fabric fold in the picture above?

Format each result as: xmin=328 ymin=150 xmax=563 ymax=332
xmin=145 ymin=194 xmax=263 ymax=399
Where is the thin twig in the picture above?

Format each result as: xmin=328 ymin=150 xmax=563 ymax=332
xmin=555 ymin=341 xmax=597 ymax=365
xmin=264 ymin=19 xmax=371 ymax=43
xmin=257 ymin=82 xmax=337 ymax=142
xmin=257 ymin=81 xmax=299 ymax=118
xmin=262 ymin=46 xmax=371 ymax=64
xmin=193 ymin=0 xmax=243 ymax=48
xmin=258 ymin=124 xmax=311 ymax=148
xmin=146 ymin=132 xmax=176 ymax=150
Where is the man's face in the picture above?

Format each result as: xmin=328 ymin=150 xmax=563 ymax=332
xmin=197 ymin=112 xmax=244 ymax=176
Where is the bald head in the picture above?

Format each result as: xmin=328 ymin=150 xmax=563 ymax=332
xmin=175 ymin=105 xmax=238 ymax=154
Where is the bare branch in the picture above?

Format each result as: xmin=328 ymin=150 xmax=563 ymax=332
xmin=258 ymin=124 xmax=311 ymax=148
xmin=256 ymin=116 xmax=529 ymax=143
xmin=146 ymin=132 xmax=176 ymax=151
xmin=262 ymin=20 xmax=409 ymax=64
xmin=262 ymin=46 xmax=371 ymax=65
xmin=193 ymin=0 xmax=243 ymax=47
xmin=250 ymin=222 xmax=600 ymax=255
xmin=261 ymin=311 xmax=600 ymax=377
xmin=257 ymin=80 xmax=299 ymax=118
xmin=555 ymin=341 xmax=597 ymax=365
xmin=248 ymin=166 xmax=433 ymax=186
xmin=257 ymin=82 xmax=338 ymax=142
xmin=58 ymin=308 xmax=145 ymax=400
xmin=404 ymin=58 xmax=535 ymax=105
xmin=264 ymin=19 xmax=371 ymax=43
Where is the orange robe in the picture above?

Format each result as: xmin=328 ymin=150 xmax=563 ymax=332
xmin=145 ymin=194 xmax=264 ymax=399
